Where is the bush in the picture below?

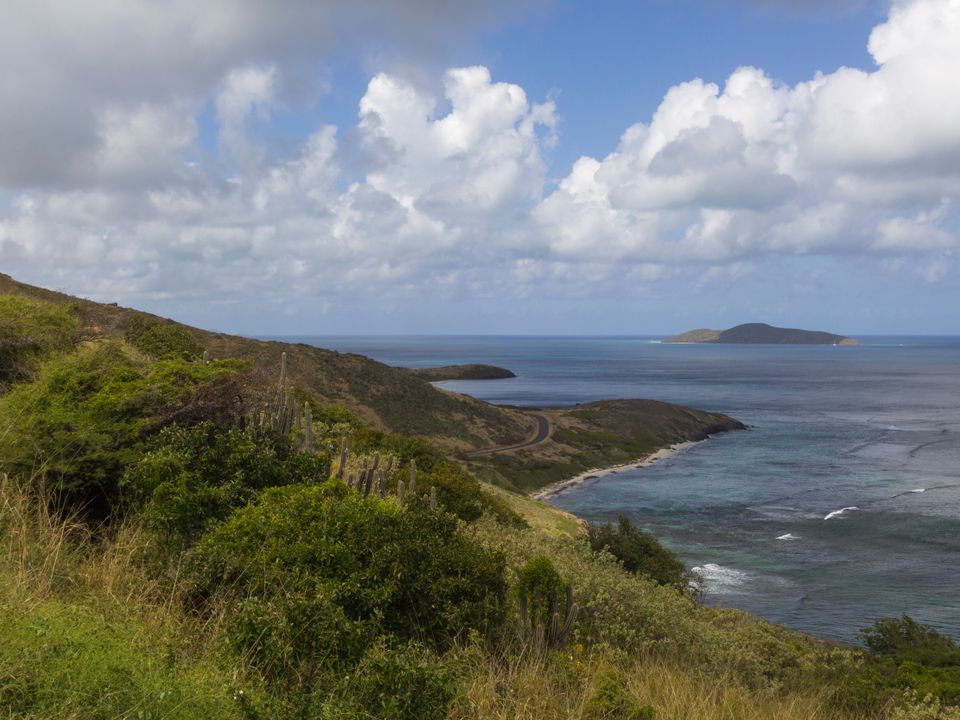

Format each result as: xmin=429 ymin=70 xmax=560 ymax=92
xmin=468 ymin=516 xmax=834 ymax=689
xmin=348 ymin=424 xmax=523 ymax=525
xmin=124 ymin=316 xmax=203 ymax=360
xmin=863 ymin=615 xmax=960 ymax=662
xmin=323 ymin=641 xmax=457 ymax=720
xmin=0 ymin=598 xmax=259 ymax=719
xmin=0 ymin=295 xmax=77 ymax=388
xmin=517 ymin=556 xmax=567 ymax=627
xmin=0 ymin=342 xmax=244 ymax=515
xmin=588 ymin=516 xmax=693 ymax=592
xmin=226 ymin=586 xmax=368 ymax=689
xmin=586 ymin=670 xmax=656 ymax=719
xmin=190 ymin=482 xmax=507 ymax=681
xmin=123 ymin=423 xmax=331 ymax=546
xmin=835 ymin=616 xmax=960 ymax=712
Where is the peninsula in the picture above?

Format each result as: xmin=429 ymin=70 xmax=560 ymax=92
xmin=0 ymin=272 xmax=741 ymax=492
xmin=405 ymin=364 xmax=516 ymax=382
xmin=664 ymin=322 xmax=861 ymax=345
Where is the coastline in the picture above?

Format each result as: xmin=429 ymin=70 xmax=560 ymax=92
xmin=530 ymin=439 xmax=703 ymax=501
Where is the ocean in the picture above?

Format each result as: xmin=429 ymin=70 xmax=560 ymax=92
xmin=281 ymin=335 xmax=960 ymax=644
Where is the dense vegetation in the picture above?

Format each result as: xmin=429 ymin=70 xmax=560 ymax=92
xmin=1 ymin=289 xmax=958 ymax=719
xmin=0 ymin=295 xmax=77 ymax=388
xmin=588 ymin=515 xmax=694 ymax=592
xmin=0 ymin=340 xmax=246 ymax=515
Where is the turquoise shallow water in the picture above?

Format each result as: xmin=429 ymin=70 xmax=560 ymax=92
xmin=280 ymin=336 xmax=960 ymax=644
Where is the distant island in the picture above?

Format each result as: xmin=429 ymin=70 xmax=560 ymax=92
xmin=664 ymin=323 xmax=861 ymax=345
xmin=406 ymin=363 xmax=516 ymax=382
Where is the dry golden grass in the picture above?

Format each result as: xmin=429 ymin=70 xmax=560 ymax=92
xmin=0 ymin=473 xmax=181 ymax=619
xmin=452 ymin=647 xmax=870 ymax=720
xmin=0 ymin=474 xmax=84 ymax=603
xmin=0 ymin=475 xmax=911 ymax=720
xmin=481 ymin=482 xmax=585 ymax=538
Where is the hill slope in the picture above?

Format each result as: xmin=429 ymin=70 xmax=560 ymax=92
xmin=666 ymin=322 xmax=860 ymax=345
xmin=0 ymin=273 xmax=531 ymax=452
xmin=0 ymin=273 xmax=744 ymax=481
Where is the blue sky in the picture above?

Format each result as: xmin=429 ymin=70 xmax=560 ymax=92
xmin=1 ymin=0 xmax=958 ymax=334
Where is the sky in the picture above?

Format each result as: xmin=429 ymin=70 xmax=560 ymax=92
xmin=1 ymin=0 xmax=959 ymax=335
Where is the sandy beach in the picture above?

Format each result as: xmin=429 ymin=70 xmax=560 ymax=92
xmin=530 ymin=440 xmax=702 ymax=501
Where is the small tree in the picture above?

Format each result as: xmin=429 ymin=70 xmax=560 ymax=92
xmin=588 ymin=515 xmax=692 ymax=592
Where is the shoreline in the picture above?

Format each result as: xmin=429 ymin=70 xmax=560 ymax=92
xmin=530 ymin=439 xmax=703 ymax=501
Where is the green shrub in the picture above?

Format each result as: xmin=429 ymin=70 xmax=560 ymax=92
xmin=0 ymin=597 xmax=260 ymax=719
xmin=588 ymin=516 xmax=693 ymax=592
xmin=123 ymin=423 xmax=331 ymax=546
xmin=350 ymin=425 xmax=446 ymax=470
xmin=0 ymin=342 xmax=244 ymax=515
xmin=322 ymin=640 xmax=457 ymax=720
xmin=517 ymin=556 xmax=566 ymax=627
xmin=468 ymin=517 xmax=834 ymax=689
xmin=586 ymin=670 xmax=656 ymax=719
xmin=419 ymin=462 xmax=499 ymax=522
xmin=226 ymin=586 xmax=368 ymax=688
xmin=863 ymin=615 xmax=960 ymax=662
xmin=124 ymin=315 xmax=203 ymax=360
xmin=0 ymin=295 xmax=77 ymax=388
xmin=349 ymin=424 xmax=523 ymax=525
xmin=835 ymin=616 xmax=960 ymax=712
xmin=190 ymin=482 xmax=507 ymax=682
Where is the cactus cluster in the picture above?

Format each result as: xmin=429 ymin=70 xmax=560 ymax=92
xmin=244 ymin=351 xmax=314 ymax=455
xmin=346 ymin=451 xmax=397 ymax=497
xmin=517 ymin=557 xmax=579 ymax=652
xmin=334 ymin=437 xmax=437 ymax=507
xmin=245 ymin=352 xmax=440 ymax=506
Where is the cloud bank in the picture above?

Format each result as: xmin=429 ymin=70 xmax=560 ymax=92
xmin=1 ymin=0 xmax=958 ymax=330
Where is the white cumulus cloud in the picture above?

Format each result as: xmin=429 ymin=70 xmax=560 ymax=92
xmin=0 ymin=0 xmax=958 ymax=331
xmin=535 ymin=0 xmax=960 ymax=265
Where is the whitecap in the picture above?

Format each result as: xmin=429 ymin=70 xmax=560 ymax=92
xmin=910 ymin=488 xmax=926 ymax=493
xmin=824 ymin=506 xmax=859 ymax=521
xmin=776 ymin=533 xmax=799 ymax=540
xmin=691 ymin=563 xmax=748 ymax=594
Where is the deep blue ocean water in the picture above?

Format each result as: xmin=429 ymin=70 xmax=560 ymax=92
xmin=280 ymin=335 xmax=960 ymax=644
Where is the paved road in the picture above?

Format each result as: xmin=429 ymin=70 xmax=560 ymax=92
xmin=466 ymin=413 xmax=551 ymax=457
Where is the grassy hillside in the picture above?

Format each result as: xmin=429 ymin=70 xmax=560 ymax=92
xmin=0 ymin=273 xmax=744 ymax=478
xmin=2 ymin=274 xmax=956 ymax=719
xmin=0 ymin=273 xmax=532 ymax=452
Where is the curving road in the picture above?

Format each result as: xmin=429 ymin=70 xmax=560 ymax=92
xmin=466 ymin=412 xmax=551 ymax=457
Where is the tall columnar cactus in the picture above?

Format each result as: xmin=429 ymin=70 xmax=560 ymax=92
xmin=516 ymin=556 xmax=578 ymax=652
xmin=250 ymin=351 xmax=296 ymax=441
xmin=336 ymin=438 xmax=348 ymax=480
xmin=430 ymin=486 xmax=437 ymax=511
xmin=409 ymin=459 xmax=417 ymax=495
xmin=363 ymin=462 xmax=375 ymax=497
xmin=303 ymin=403 xmax=313 ymax=454
xmin=293 ymin=402 xmax=302 ymax=451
